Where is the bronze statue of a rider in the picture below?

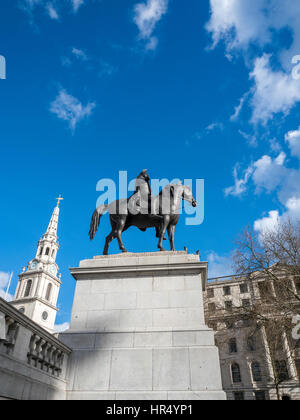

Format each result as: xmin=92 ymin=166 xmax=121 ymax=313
xmin=128 ymin=169 xmax=165 ymax=239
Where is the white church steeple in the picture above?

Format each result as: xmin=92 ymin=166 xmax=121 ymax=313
xmin=11 ymin=197 xmax=64 ymax=333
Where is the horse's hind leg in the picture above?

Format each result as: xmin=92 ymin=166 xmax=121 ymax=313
xmin=103 ymin=230 xmax=115 ymax=255
xmin=103 ymin=218 xmax=117 ymax=255
xmin=116 ymin=217 xmax=128 ymax=253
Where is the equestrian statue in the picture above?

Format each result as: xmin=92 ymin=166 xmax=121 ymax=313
xmin=89 ymin=170 xmax=197 ymax=255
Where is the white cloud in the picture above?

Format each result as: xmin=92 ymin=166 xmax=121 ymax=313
xmin=250 ymin=54 xmax=300 ymax=124
xmin=224 ymin=164 xmax=253 ymax=197
xmin=207 ymin=252 xmax=234 ymax=279
xmin=238 ymin=130 xmax=257 ymax=147
xmin=72 ymin=47 xmax=89 ymax=61
xmin=206 ymin=1 xmax=300 ymax=124
xmin=20 ymin=0 xmax=86 ymax=20
xmin=206 ymin=122 xmax=224 ymax=132
xmin=206 ymin=0 xmax=300 ymax=61
xmin=71 ymin=0 xmax=85 ymax=14
xmin=54 ymin=322 xmax=69 ymax=333
xmin=133 ymin=0 xmax=168 ymax=50
xmin=230 ymin=92 xmax=248 ymax=122
xmin=269 ymin=138 xmax=282 ymax=153
xmin=21 ymin=0 xmax=59 ymax=19
xmin=285 ymin=127 xmax=300 ymax=160
xmin=0 ymin=272 xmax=13 ymax=302
xmin=252 ymin=152 xmax=287 ymax=193
xmin=254 ymin=210 xmax=280 ymax=236
xmin=254 ymin=198 xmax=300 ymax=238
xmin=225 ymin=150 xmax=293 ymax=200
xmin=50 ymin=89 xmax=96 ymax=131
xmin=46 ymin=3 xmax=59 ymax=20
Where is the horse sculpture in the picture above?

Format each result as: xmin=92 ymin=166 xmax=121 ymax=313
xmin=89 ymin=181 xmax=197 ymax=255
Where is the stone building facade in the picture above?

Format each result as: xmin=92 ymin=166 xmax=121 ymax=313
xmin=0 ymin=297 xmax=71 ymax=400
xmin=204 ymin=274 xmax=300 ymax=400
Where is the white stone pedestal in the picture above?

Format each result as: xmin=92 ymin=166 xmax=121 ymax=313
xmin=60 ymin=252 xmax=226 ymax=400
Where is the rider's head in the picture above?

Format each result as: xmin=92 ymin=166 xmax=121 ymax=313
xmin=140 ymin=169 xmax=150 ymax=181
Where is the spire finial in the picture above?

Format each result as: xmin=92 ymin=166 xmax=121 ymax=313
xmin=56 ymin=195 xmax=64 ymax=208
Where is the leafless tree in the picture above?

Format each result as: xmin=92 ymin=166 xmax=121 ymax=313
xmin=232 ymin=219 xmax=300 ymax=399
xmin=206 ymin=219 xmax=300 ymax=399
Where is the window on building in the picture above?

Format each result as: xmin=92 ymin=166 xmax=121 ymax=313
xmin=247 ymin=336 xmax=256 ymax=352
xmin=45 ymin=247 xmax=50 ymax=256
xmin=208 ymin=302 xmax=216 ymax=312
xmin=223 ymin=286 xmax=231 ymax=296
xmin=258 ymin=281 xmax=272 ymax=300
xmin=296 ymin=359 xmax=300 ymax=380
xmin=45 ymin=283 xmax=52 ymax=302
xmin=275 ymin=360 xmax=289 ymax=382
xmin=255 ymin=391 xmax=266 ymax=400
xmin=229 ymin=338 xmax=238 ymax=353
xmin=242 ymin=299 xmax=250 ymax=309
xmin=231 ymin=363 xmax=241 ymax=383
xmin=234 ymin=392 xmax=244 ymax=401
xmin=51 ymin=249 xmax=55 ymax=258
xmin=24 ymin=280 xmax=32 ymax=297
xmin=240 ymin=283 xmax=248 ymax=294
xmin=207 ymin=288 xmax=214 ymax=298
xmin=225 ymin=320 xmax=235 ymax=329
xmin=274 ymin=279 xmax=294 ymax=300
xmin=39 ymin=247 xmax=44 ymax=256
xmin=225 ymin=300 xmax=233 ymax=311
xmin=251 ymin=362 xmax=262 ymax=382
xmin=208 ymin=321 xmax=217 ymax=330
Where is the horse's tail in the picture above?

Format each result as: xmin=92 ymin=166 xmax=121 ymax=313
xmin=89 ymin=205 xmax=108 ymax=240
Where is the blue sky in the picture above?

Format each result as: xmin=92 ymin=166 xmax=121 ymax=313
xmin=1 ymin=0 xmax=300 ymax=329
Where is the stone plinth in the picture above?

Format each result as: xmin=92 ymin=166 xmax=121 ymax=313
xmin=60 ymin=252 xmax=226 ymax=400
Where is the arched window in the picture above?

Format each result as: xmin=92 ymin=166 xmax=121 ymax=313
xmin=24 ymin=280 xmax=32 ymax=297
xmin=51 ymin=249 xmax=55 ymax=258
xmin=45 ymin=283 xmax=52 ymax=301
xmin=45 ymin=247 xmax=50 ymax=256
xmin=39 ymin=247 xmax=44 ymax=256
xmin=251 ymin=362 xmax=262 ymax=382
xmin=231 ymin=363 xmax=241 ymax=383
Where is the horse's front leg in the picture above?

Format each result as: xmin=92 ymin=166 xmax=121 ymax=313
xmin=158 ymin=216 xmax=170 ymax=251
xmin=167 ymin=224 xmax=176 ymax=251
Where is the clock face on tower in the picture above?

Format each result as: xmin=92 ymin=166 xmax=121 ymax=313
xmin=29 ymin=261 xmax=38 ymax=270
xmin=49 ymin=264 xmax=57 ymax=276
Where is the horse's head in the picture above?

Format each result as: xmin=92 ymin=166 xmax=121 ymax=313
xmin=181 ymin=185 xmax=197 ymax=207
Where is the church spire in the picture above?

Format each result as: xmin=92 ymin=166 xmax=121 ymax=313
xmin=43 ymin=196 xmax=63 ymax=241
xmin=11 ymin=197 xmax=64 ymax=333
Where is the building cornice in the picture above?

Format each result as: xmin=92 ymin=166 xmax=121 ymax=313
xmin=70 ymin=260 xmax=208 ymax=290
xmin=18 ymin=270 xmax=62 ymax=285
xmin=11 ymin=296 xmax=58 ymax=311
